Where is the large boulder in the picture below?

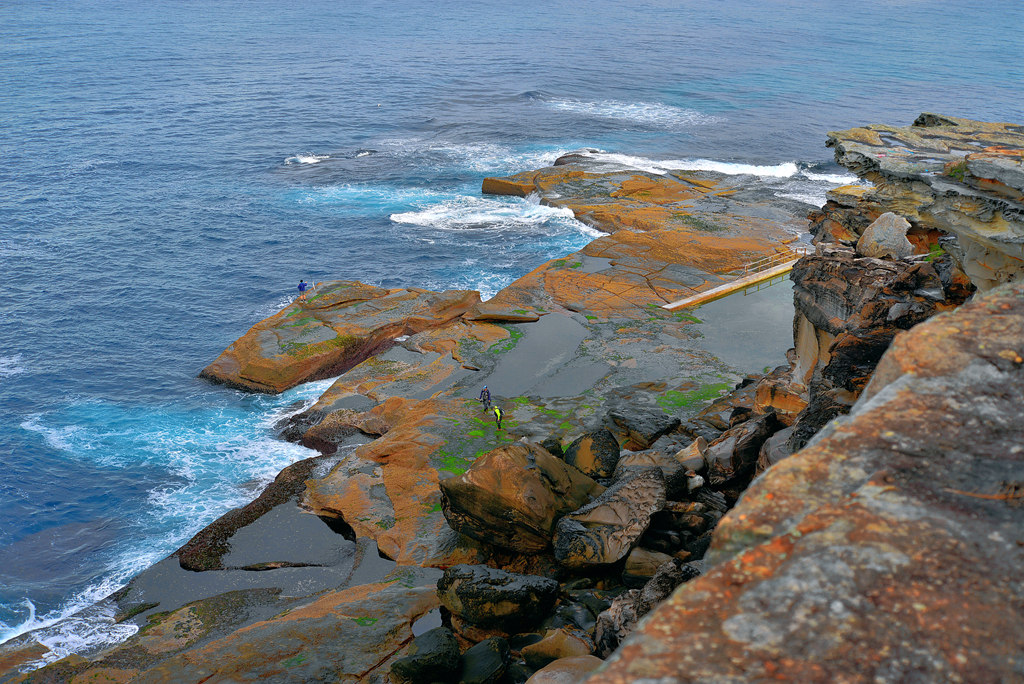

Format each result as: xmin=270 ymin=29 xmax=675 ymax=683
xmin=588 ymin=282 xmax=1024 ymax=682
xmin=855 ymin=212 xmax=914 ymax=259
xmin=440 ymin=442 xmax=605 ymax=553
xmin=562 ymin=429 xmax=621 ymax=479
xmin=200 ymin=281 xmax=479 ymax=393
xmin=437 ymin=565 xmax=560 ymax=631
xmin=553 ymin=469 xmax=666 ymax=568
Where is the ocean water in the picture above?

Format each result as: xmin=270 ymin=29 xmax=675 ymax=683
xmin=1 ymin=0 xmax=1021 ymax=664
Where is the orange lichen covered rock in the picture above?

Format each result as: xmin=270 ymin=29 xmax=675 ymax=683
xmin=483 ymin=160 xmax=803 ymax=320
xmin=200 ymin=281 xmax=479 ymax=393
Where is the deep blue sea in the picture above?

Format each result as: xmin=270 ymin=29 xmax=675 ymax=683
xmin=1 ymin=0 xmax=1021 ymax=664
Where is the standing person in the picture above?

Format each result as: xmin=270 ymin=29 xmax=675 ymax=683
xmin=492 ymin=405 xmax=503 ymax=431
xmin=479 ymin=385 xmax=491 ymax=411
xmin=297 ymin=280 xmax=309 ymax=301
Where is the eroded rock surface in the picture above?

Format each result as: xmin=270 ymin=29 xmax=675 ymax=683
xmin=554 ymin=469 xmax=666 ymax=568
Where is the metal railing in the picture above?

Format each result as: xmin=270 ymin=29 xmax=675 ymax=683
xmin=739 ymin=244 xmax=812 ymax=276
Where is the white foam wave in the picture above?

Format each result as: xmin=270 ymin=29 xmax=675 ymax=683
xmin=776 ymin=191 xmax=829 ymax=207
xmin=20 ymin=415 xmax=85 ymax=452
xmin=285 ymin=153 xmax=329 ymax=165
xmin=293 ymin=184 xmax=451 ymax=207
xmin=546 ymin=98 xmax=720 ymax=128
xmin=0 ymin=354 xmax=26 ymax=380
xmin=390 ymin=194 xmax=586 ymax=233
xmin=576 ymin=151 xmax=799 ymax=178
xmin=375 ymin=138 xmax=573 ymax=174
xmin=1 ymin=578 xmax=139 ymax=665
xmin=801 ymin=170 xmax=859 ymax=184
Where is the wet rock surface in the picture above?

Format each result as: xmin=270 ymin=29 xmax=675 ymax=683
xmin=200 ymin=282 xmax=479 ymax=393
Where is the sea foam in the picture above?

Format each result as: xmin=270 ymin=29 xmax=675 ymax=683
xmin=546 ymin=98 xmax=721 ymax=128
xmin=390 ymin=194 xmax=586 ymax=233
xmin=285 ymin=153 xmax=330 ymax=165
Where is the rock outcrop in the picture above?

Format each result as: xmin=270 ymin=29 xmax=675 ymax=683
xmin=825 ymin=113 xmax=1024 ymax=291
xmin=588 ymin=282 xmax=1024 ymax=683
xmin=200 ymin=282 xmax=478 ymax=393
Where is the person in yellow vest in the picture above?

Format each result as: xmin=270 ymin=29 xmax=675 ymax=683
xmin=492 ymin=405 xmax=503 ymax=430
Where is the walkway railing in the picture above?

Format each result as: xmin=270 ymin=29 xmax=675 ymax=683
xmin=662 ymin=243 xmax=813 ymax=310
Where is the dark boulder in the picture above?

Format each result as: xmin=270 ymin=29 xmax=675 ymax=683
xmin=562 ymin=429 xmax=621 ymax=479
xmin=458 ymin=637 xmax=510 ymax=684
xmin=390 ymin=626 xmax=461 ymax=684
xmin=606 ymin=408 xmax=681 ymax=451
xmin=437 ymin=565 xmax=560 ymax=631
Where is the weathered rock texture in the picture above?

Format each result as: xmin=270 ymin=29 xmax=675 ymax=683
xmin=587 ymin=283 xmax=1024 ymax=683
xmin=786 ymin=244 xmax=969 ymax=450
xmin=200 ymin=282 xmax=478 ymax=393
xmin=554 ymin=469 xmax=666 ymax=568
xmin=825 ymin=113 xmax=1024 ymax=290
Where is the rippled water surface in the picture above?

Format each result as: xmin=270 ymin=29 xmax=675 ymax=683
xmin=1 ymin=0 xmax=1021 ymax=662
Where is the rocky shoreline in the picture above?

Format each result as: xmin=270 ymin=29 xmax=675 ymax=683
xmin=3 ymin=114 xmax=1022 ymax=683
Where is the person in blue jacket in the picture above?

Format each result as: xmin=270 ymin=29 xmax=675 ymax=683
xmin=479 ymin=385 xmax=491 ymax=411
xmin=297 ymin=280 xmax=309 ymax=301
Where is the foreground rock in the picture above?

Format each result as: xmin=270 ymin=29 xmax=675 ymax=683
xmin=588 ymin=282 xmax=1024 ymax=683
xmin=200 ymin=281 xmax=478 ymax=393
